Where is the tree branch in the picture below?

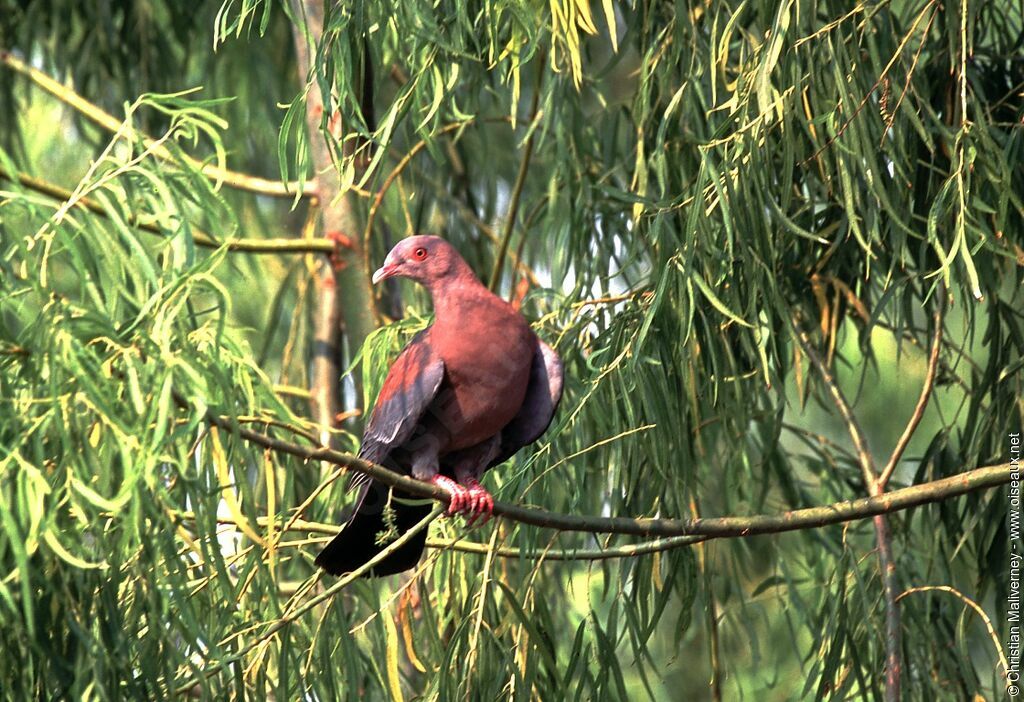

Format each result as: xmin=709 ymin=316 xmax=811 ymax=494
xmin=174 ymin=505 xmax=444 ymax=695
xmin=872 ymin=513 xmax=901 ymax=700
xmin=0 ymin=166 xmax=336 ymax=254
xmin=871 ymin=296 xmax=946 ymax=699
xmin=488 ymin=58 xmax=543 ymax=291
xmin=0 ymin=50 xmax=318 ymax=199
xmin=190 ymin=513 xmax=706 ymax=560
xmin=207 ymin=410 xmax=1011 ymax=539
xmin=794 ymin=325 xmax=878 ymax=487
xmin=794 ymin=321 xmax=902 ymax=701
xmin=878 ymin=298 xmax=945 ymax=488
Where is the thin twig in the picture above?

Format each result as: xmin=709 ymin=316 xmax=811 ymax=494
xmin=173 ymin=506 xmax=443 ymax=694
xmin=878 ymin=298 xmax=945 ymax=489
xmin=273 ymin=384 xmax=313 ymax=399
xmin=489 ymin=59 xmax=543 ymax=291
xmin=794 ymin=321 xmax=902 ymax=701
xmin=794 ymin=325 xmax=877 ymax=487
xmin=0 ymin=166 xmax=335 ymax=254
xmin=0 ymin=50 xmax=322 ymax=199
xmin=207 ymin=411 xmax=1011 ymax=538
xmin=896 ymin=585 xmax=1010 ymax=683
xmin=798 ymin=0 xmax=938 ymax=167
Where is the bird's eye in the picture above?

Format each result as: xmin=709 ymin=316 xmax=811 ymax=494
xmin=413 ymin=247 xmax=428 ymax=260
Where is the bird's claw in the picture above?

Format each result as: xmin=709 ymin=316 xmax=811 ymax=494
xmin=428 ymin=475 xmax=493 ymax=525
xmin=463 ymin=478 xmax=494 ymax=527
xmin=430 ymin=475 xmax=470 ymax=515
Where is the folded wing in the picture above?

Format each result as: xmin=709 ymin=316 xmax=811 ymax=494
xmin=490 ymin=339 xmax=564 ymax=468
xmin=350 ymin=329 xmax=445 ymax=486
xmin=316 ymin=330 xmax=445 ymax=576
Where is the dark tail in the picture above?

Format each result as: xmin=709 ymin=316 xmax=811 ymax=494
xmin=314 ymin=479 xmax=431 ymax=577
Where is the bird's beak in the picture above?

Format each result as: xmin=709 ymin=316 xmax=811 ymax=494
xmin=371 ymin=262 xmax=400 ymax=285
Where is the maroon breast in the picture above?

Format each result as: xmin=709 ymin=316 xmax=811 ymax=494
xmin=427 ymin=302 xmax=535 ymax=452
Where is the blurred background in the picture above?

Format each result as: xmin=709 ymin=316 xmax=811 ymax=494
xmin=0 ymin=1 xmax=1022 ymax=699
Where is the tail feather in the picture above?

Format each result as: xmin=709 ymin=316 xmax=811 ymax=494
xmin=315 ymin=479 xmax=431 ymax=577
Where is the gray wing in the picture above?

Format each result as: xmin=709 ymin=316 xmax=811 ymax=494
xmin=356 ymin=330 xmax=445 ymax=472
xmin=488 ymin=339 xmax=564 ymax=468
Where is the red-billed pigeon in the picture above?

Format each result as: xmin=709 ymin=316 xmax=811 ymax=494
xmin=315 ymin=235 xmax=563 ymax=576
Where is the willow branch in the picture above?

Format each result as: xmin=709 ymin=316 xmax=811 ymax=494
xmin=0 ymin=166 xmax=335 ymax=254
xmin=797 ymin=0 xmax=938 ymax=167
xmin=896 ymin=585 xmax=1010 ymax=682
xmin=873 ymin=514 xmax=901 ymax=701
xmin=190 ymin=513 xmax=706 ymax=560
xmin=794 ymin=322 xmax=900 ymax=701
xmin=174 ymin=506 xmax=443 ymax=695
xmin=878 ymin=298 xmax=945 ymax=489
xmin=188 ymin=455 xmax=1010 ymax=558
xmin=0 ymin=50 xmax=316 ymax=199
xmin=208 ymin=408 xmax=1010 ymax=537
xmin=488 ymin=60 xmax=543 ymax=291
xmin=273 ymin=384 xmax=314 ymax=400
xmin=871 ymin=295 xmax=948 ymax=698
xmin=794 ymin=325 xmax=878 ymax=487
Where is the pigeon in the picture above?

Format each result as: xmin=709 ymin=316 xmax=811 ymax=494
xmin=315 ymin=235 xmax=563 ymax=576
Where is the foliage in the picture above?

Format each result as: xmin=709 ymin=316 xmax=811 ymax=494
xmin=0 ymin=0 xmax=1022 ymax=699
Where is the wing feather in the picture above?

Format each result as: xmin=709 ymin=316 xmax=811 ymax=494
xmin=358 ymin=330 xmax=445 ymax=468
xmin=488 ymin=339 xmax=563 ymax=468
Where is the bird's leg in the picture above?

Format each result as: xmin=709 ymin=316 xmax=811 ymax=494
xmin=451 ymin=436 xmax=499 ymax=526
xmin=410 ymin=443 xmax=469 ymax=516
xmin=428 ymin=475 xmax=471 ymax=515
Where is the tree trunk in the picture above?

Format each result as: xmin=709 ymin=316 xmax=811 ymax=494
xmin=289 ymin=0 xmax=376 ymax=448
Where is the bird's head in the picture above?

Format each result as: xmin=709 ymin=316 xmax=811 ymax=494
xmin=371 ymin=235 xmax=469 ymax=287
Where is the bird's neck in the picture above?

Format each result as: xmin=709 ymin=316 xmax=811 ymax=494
xmin=427 ymin=273 xmax=495 ymax=328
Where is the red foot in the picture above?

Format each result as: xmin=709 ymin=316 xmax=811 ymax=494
xmin=464 ymin=478 xmax=494 ymax=527
xmin=430 ymin=475 xmax=470 ymax=515
xmin=428 ymin=476 xmax=493 ymax=525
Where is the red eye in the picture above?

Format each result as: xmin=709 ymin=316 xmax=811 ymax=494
xmin=413 ymin=247 xmax=428 ymax=260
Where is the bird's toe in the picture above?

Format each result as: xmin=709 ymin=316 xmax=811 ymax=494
xmin=480 ymin=492 xmax=494 ymax=524
xmin=448 ymin=485 xmax=467 ymax=515
xmin=464 ymin=479 xmax=494 ymax=526
xmin=429 ymin=474 xmax=469 ymax=515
